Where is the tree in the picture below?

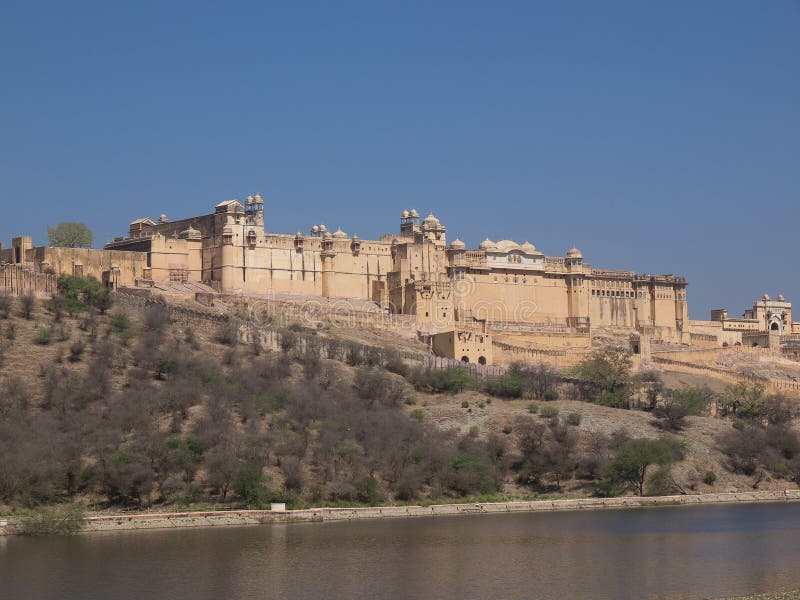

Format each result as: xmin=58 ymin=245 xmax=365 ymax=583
xmin=599 ymin=438 xmax=684 ymax=496
xmin=718 ymin=383 xmax=766 ymax=420
xmin=569 ymin=347 xmax=634 ymax=407
xmin=47 ymin=222 xmax=94 ymax=248
xmin=508 ymin=362 xmax=560 ymax=400
xmin=654 ymin=387 xmax=707 ymax=430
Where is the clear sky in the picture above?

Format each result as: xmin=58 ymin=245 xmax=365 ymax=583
xmin=1 ymin=1 xmax=798 ymax=318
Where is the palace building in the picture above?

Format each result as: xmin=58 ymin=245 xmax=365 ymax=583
xmin=8 ymin=195 xmax=790 ymax=363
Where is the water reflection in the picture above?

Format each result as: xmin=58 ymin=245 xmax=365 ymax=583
xmin=2 ymin=503 xmax=799 ymax=600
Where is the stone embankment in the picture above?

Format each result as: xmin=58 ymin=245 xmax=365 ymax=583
xmin=3 ymin=490 xmax=799 ymax=536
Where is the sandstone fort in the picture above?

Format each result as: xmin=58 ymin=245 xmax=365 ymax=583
xmin=2 ymin=195 xmax=797 ymax=365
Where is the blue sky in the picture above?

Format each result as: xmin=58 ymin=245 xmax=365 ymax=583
xmin=1 ymin=1 xmax=798 ymax=318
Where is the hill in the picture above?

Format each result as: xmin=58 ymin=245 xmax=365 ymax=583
xmin=0 ymin=286 xmax=798 ymax=517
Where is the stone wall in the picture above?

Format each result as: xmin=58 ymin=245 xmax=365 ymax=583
xmin=4 ymin=490 xmax=799 ymax=536
xmin=0 ymin=264 xmax=57 ymax=296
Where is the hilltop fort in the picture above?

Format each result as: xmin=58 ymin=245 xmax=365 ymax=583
xmin=2 ymin=195 xmax=798 ymax=364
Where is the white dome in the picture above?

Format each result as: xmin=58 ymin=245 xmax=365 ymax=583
xmin=566 ymin=247 xmax=583 ymax=259
xmin=401 ymin=209 xmax=410 ymax=219
xmin=495 ymin=240 xmax=520 ymax=252
xmin=409 ymin=209 xmax=420 ymax=218
xmin=333 ymin=228 xmax=348 ymax=239
xmin=423 ymin=212 xmax=440 ymax=227
xmin=450 ymin=238 xmax=466 ymax=250
xmin=478 ymin=238 xmax=497 ymax=251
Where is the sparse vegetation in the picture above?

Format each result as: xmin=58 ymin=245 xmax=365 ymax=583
xmin=33 ymin=326 xmax=54 ymax=345
xmin=18 ymin=504 xmax=86 ymax=536
xmin=0 ymin=292 xmax=797 ymax=517
xmin=0 ymin=292 xmax=12 ymax=319
xmin=19 ymin=294 xmax=36 ymax=320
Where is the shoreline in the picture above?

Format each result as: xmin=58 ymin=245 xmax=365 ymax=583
xmin=3 ymin=489 xmax=800 ymax=536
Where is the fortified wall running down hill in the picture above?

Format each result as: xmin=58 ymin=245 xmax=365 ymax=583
xmin=2 ymin=195 xmax=797 ymax=364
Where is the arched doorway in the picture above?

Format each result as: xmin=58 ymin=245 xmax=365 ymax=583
xmin=770 ymin=322 xmax=780 ymax=331
xmin=478 ymin=356 xmax=486 ymax=365
xmin=461 ymin=356 xmax=470 ymax=363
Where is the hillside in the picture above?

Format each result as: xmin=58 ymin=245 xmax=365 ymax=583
xmin=0 ymin=287 xmax=798 ymax=517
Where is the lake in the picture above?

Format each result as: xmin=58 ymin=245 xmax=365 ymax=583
xmin=2 ymin=503 xmax=800 ymax=600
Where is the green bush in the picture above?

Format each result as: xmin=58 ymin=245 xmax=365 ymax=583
xmin=461 ymin=400 xmax=469 ymax=409
xmin=527 ymin=403 xmax=539 ymax=414
xmin=566 ymin=412 xmax=582 ymax=426
xmin=410 ymin=408 xmax=425 ymax=422
xmin=412 ymin=368 xmax=476 ymax=394
xmin=232 ymin=462 xmax=267 ymax=506
xmin=33 ymin=327 xmax=54 ymax=345
xmin=596 ymin=390 xmax=629 ymax=409
xmin=486 ymin=373 xmax=524 ymax=398
xmin=57 ymin=274 xmax=112 ymax=314
xmin=703 ymin=471 xmax=717 ymax=485
xmin=543 ymin=390 xmax=559 ymax=401
xmin=502 ymin=425 xmax=513 ymax=435
xmin=404 ymin=395 xmax=418 ymax=406
xmin=539 ymin=405 xmax=559 ymax=420
xmin=19 ymin=504 xmax=86 ymax=536
xmin=111 ymin=312 xmax=134 ymax=344
xmin=468 ymin=425 xmax=479 ymax=437
xmin=353 ymin=476 xmax=382 ymax=505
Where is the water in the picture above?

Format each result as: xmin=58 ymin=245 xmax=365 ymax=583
xmin=2 ymin=503 xmax=800 ymax=600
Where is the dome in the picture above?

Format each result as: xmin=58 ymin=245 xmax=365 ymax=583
xmin=319 ymin=224 xmax=328 ymax=233
xmin=496 ymin=240 xmax=520 ymax=252
xmin=245 ymin=195 xmax=254 ymax=205
xmin=180 ymin=225 xmax=201 ymax=240
xmin=401 ymin=209 xmax=410 ymax=219
xmin=333 ymin=227 xmax=348 ymax=238
xmin=311 ymin=225 xmax=320 ymax=233
xmin=158 ymin=214 xmax=169 ymax=223
xmin=566 ymin=247 xmax=583 ymax=259
xmin=351 ymin=234 xmax=360 ymax=241
xmin=409 ymin=209 xmax=420 ymax=218
xmin=423 ymin=212 xmax=440 ymax=227
xmin=762 ymin=294 xmax=771 ymax=301
xmin=295 ymin=231 xmax=304 ymax=239
xmin=478 ymin=238 xmax=497 ymax=251
xmin=253 ymin=193 xmax=264 ymax=204
xmin=450 ymin=238 xmax=466 ymax=250
xmin=323 ymin=231 xmax=333 ymax=240
xmin=519 ymin=241 xmax=536 ymax=254
xmin=777 ymin=294 xmax=785 ymax=302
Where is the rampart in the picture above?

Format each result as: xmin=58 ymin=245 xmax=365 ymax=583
xmin=0 ymin=264 xmax=58 ymax=296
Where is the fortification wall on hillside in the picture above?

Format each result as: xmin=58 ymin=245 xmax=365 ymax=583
xmin=0 ymin=264 xmax=57 ymax=296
